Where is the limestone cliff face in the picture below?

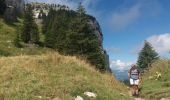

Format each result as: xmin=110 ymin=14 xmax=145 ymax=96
xmin=5 ymin=0 xmax=24 ymax=14
xmin=88 ymin=16 xmax=111 ymax=72
xmin=4 ymin=0 xmax=24 ymax=21
xmin=88 ymin=16 xmax=103 ymax=46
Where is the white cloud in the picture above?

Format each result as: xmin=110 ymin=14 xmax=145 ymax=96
xmin=147 ymin=33 xmax=170 ymax=54
xmin=110 ymin=60 xmax=134 ymax=71
xmin=105 ymin=47 xmax=121 ymax=54
xmin=110 ymin=4 xmax=141 ymax=29
xmin=109 ymin=0 xmax=162 ymax=30
xmin=131 ymin=33 xmax=170 ymax=55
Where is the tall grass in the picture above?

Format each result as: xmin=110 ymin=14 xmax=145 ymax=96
xmin=0 ymin=53 xmax=132 ymax=100
xmin=141 ymin=59 xmax=170 ymax=100
xmin=0 ymin=17 xmax=132 ymax=100
xmin=0 ymin=18 xmax=52 ymax=57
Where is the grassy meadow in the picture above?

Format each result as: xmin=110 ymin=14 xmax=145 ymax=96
xmin=0 ymin=18 xmax=133 ymax=99
xmin=0 ymin=18 xmax=51 ymax=56
xmin=141 ymin=59 xmax=170 ymax=100
xmin=0 ymin=53 xmax=132 ymax=100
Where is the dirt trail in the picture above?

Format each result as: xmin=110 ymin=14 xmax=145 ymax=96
xmin=134 ymin=97 xmax=145 ymax=100
xmin=128 ymin=89 xmax=145 ymax=100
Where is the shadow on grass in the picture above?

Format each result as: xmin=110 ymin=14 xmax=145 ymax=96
xmin=0 ymin=49 xmax=11 ymax=57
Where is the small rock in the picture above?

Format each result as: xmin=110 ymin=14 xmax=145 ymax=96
xmin=52 ymin=97 xmax=61 ymax=100
xmin=148 ymin=76 xmax=154 ymax=79
xmin=7 ymin=40 xmax=11 ymax=43
xmin=120 ymin=93 xmax=126 ymax=96
xmin=75 ymin=96 xmax=83 ymax=100
xmin=84 ymin=92 xmax=97 ymax=98
xmin=134 ymin=98 xmax=145 ymax=100
xmin=37 ymin=96 xmax=42 ymax=99
xmin=160 ymin=98 xmax=170 ymax=100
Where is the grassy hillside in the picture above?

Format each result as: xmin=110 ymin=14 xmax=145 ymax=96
xmin=0 ymin=53 xmax=131 ymax=100
xmin=0 ymin=18 xmax=50 ymax=56
xmin=0 ymin=17 xmax=132 ymax=100
xmin=141 ymin=60 xmax=170 ymax=100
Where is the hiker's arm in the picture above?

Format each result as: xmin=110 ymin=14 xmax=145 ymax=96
xmin=138 ymin=71 xmax=141 ymax=80
xmin=128 ymin=70 xmax=130 ymax=79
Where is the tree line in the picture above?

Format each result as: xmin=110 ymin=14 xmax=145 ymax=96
xmin=43 ymin=3 xmax=107 ymax=71
xmin=14 ymin=3 xmax=108 ymax=71
xmin=2 ymin=1 xmax=159 ymax=72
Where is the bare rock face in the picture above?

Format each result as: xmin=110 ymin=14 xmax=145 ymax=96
xmin=88 ymin=16 xmax=103 ymax=46
xmin=6 ymin=0 xmax=24 ymax=14
xmin=88 ymin=16 xmax=111 ymax=72
xmin=84 ymin=92 xmax=97 ymax=98
xmin=4 ymin=0 xmax=24 ymax=22
xmin=75 ymin=96 xmax=83 ymax=100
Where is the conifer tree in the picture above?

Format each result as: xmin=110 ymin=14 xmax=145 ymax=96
xmin=44 ymin=5 xmax=107 ymax=71
xmin=42 ymin=8 xmax=55 ymax=34
xmin=14 ymin=32 xmax=22 ymax=48
xmin=137 ymin=41 xmax=159 ymax=70
xmin=21 ymin=4 xmax=39 ymax=43
xmin=73 ymin=4 xmax=106 ymax=70
xmin=44 ymin=8 xmax=57 ymax=48
xmin=77 ymin=2 xmax=86 ymax=15
xmin=38 ymin=9 xmax=44 ymax=19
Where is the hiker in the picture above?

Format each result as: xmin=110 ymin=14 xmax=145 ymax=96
xmin=128 ymin=64 xmax=140 ymax=96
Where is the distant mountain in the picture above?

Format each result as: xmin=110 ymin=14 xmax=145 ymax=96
xmin=112 ymin=70 xmax=129 ymax=81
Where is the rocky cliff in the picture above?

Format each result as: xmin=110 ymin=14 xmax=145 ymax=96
xmin=4 ymin=0 xmax=24 ymax=22
xmin=30 ymin=2 xmax=110 ymax=71
xmin=88 ymin=16 xmax=103 ymax=46
xmin=6 ymin=0 xmax=24 ymax=14
xmin=88 ymin=16 xmax=111 ymax=72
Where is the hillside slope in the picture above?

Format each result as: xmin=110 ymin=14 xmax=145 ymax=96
xmin=0 ymin=18 xmax=50 ymax=56
xmin=141 ymin=60 xmax=170 ymax=100
xmin=0 ymin=53 xmax=132 ymax=100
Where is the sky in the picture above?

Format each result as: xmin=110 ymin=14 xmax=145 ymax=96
xmin=30 ymin=0 xmax=170 ymax=71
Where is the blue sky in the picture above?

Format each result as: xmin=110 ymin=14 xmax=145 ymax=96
xmin=31 ymin=0 xmax=170 ymax=71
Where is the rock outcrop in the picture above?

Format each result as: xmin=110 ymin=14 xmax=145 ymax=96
xmin=31 ymin=2 xmax=111 ymax=71
xmin=88 ymin=16 xmax=111 ymax=72
xmin=4 ymin=0 xmax=24 ymax=22
xmin=88 ymin=16 xmax=103 ymax=46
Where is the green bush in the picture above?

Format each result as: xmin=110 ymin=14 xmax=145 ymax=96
xmin=0 ymin=49 xmax=10 ymax=56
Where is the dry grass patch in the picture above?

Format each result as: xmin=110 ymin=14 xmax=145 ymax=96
xmin=0 ymin=53 xmax=132 ymax=100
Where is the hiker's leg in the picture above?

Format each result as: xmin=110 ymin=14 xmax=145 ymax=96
xmin=134 ymin=80 xmax=140 ymax=96
xmin=132 ymin=85 xmax=136 ymax=96
xmin=130 ymin=79 xmax=136 ymax=96
xmin=129 ymin=79 xmax=133 ymax=95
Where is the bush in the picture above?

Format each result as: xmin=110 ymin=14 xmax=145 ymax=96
xmin=0 ymin=49 xmax=10 ymax=56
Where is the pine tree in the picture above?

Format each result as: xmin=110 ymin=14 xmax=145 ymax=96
xmin=14 ymin=32 xmax=22 ymax=48
xmin=42 ymin=8 xmax=55 ymax=34
xmin=38 ymin=9 xmax=44 ymax=19
xmin=137 ymin=41 xmax=159 ymax=70
xmin=44 ymin=5 xmax=107 ymax=71
xmin=21 ymin=4 xmax=39 ymax=43
xmin=74 ymin=4 xmax=106 ymax=70
xmin=0 ymin=0 xmax=6 ymax=15
xmin=77 ymin=2 xmax=86 ymax=15
xmin=44 ymin=8 xmax=57 ymax=48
